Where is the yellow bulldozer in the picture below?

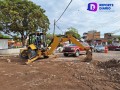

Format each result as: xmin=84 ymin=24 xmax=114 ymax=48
xmin=20 ymin=32 xmax=92 ymax=64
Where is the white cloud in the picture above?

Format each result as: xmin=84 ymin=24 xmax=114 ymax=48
xmin=31 ymin=0 xmax=120 ymax=36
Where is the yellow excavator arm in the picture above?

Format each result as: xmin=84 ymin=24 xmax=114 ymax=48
xmin=45 ymin=34 xmax=90 ymax=56
xmin=21 ymin=34 xmax=92 ymax=64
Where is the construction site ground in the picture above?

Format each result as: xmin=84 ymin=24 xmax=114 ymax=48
xmin=0 ymin=51 xmax=120 ymax=90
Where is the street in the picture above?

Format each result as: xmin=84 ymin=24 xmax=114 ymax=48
xmin=93 ymin=51 xmax=120 ymax=61
xmin=51 ymin=51 xmax=120 ymax=62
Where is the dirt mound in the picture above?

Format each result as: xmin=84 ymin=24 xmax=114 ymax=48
xmin=97 ymin=59 xmax=120 ymax=68
xmin=97 ymin=59 xmax=120 ymax=83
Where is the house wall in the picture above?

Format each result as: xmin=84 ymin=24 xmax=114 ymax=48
xmin=0 ymin=39 xmax=8 ymax=49
xmin=104 ymin=33 xmax=112 ymax=39
xmin=86 ymin=32 xmax=100 ymax=40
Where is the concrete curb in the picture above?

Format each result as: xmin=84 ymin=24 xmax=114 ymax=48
xmin=0 ymin=48 xmax=25 ymax=55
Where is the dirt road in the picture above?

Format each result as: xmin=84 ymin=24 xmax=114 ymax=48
xmin=0 ymin=51 xmax=120 ymax=90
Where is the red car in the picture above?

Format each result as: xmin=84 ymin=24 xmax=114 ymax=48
xmin=108 ymin=43 xmax=120 ymax=51
xmin=62 ymin=43 xmax=90 ymax=57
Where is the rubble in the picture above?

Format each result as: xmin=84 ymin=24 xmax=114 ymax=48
xmin=6 ymin=59 xmax=11 ymax=63
xmin=97 ymin=59 xmax=120 ymax=68
xmin=97 ymin=59 xmax=120 ymax=83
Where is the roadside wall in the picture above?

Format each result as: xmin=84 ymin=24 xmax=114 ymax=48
xmin=0 ymin=48 xmax=24 ymax=55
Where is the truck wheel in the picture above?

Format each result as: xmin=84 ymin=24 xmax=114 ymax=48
xmin=75 ymin=50 xmax=80 ymax=57
xmin=64 ymin=53 xmax=68 ymax=57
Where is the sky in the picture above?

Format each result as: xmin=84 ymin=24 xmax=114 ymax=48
xmin=31 ymin=0 xmax=120 ymax=37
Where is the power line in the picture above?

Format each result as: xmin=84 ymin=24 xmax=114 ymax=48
xmin=53 ymin=0 xmax=73 ymax=36
xmin=55 ymin=0 xmax=73 ymax=23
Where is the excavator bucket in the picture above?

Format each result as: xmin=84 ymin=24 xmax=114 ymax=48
xmin=83 ymin=50 xmax=92 ymax=62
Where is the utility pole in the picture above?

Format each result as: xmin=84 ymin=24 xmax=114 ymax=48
xmin=53 ymin=19 xmax=56 ymax=37
xmin=52 ymin=0 xmax=73 ymax=36
xmin=92 ymin=30 xmax=95 ymax=45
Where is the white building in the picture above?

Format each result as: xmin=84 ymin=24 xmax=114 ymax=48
xmin=0 ymin=39 xmax=8 ymax=49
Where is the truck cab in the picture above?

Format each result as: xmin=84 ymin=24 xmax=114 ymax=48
xmin=63 ymin=42 xmax=90 ymax=57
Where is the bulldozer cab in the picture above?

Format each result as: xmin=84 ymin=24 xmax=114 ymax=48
xmin=28 ymin=32 xmax=47 ymax=49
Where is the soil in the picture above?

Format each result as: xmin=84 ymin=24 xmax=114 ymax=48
xmin=0 ymin=55 xmax=120 ymax=90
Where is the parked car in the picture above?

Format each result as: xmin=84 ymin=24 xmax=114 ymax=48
xmin=108 ymin=43 xmax=120 ymax=51
xmin=62 ymin=42 xmax=90 ymax=57
xmin=94 ymin=45 xmax=105 ymax=52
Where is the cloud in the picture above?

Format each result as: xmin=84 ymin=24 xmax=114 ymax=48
xmin=31 ymin=0 xmax=120 ymax=35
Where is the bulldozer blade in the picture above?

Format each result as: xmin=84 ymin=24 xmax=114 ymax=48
xmin=83 ymin=50 xmax=92 ymax=62
xmin=25 ymin=56 xmax=39 ymax=64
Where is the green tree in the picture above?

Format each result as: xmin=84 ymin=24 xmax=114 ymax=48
xmin=0 ymin=0 xmax=50 ymax=46
xmin=65 ymin=27 xmax=81 ymax=39
xmin=107 ymin=39 xmax=112 ymax=44
xmin=0 ymin=32 xmax=10 ymax=38
xmin=46 ymin=33 xmax=53 ymax=45
xmin=0 ymin=32 xmax=2 ymax=37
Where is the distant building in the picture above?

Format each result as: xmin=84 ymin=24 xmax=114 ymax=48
xmin=104 ymin=33 xmax=120 ymax=44
xmin=0 ymin=37 xmax=22 ymax=49
xmin=83 ymin=30 xmax=101 ymax=45
xmin=83 ymin=30 xmax=100 ymax=41
xmin=104 ymin=33 xmax=112 ymax=39
xmin=83 ymin=31 xmax=120 ymax=46
xmin=94 ymin=38 xmax=108 ymax=46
